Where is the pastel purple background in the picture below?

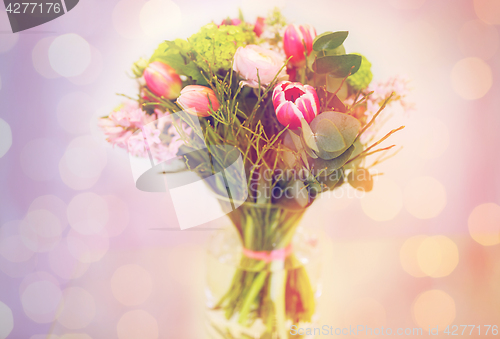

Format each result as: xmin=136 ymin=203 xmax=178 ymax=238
xmin=0 ymin=0 xmax=499 ymax=338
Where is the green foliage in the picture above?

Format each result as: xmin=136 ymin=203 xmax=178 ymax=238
xmin=314 ymin=119 xmax=346 ymax=152
xmin=312 ymin=31 xmax=348 ymax=51
xmin=309 ymin=145 xmax=355 ymax=175
xmin=309 ymin=111 xmax=361 ymax=158
xmin=188 ymin=23 xmax=256 ymax=72
xmin=346 ymin=54 xmax=373 ymax=90
xmin=150 ymin=39 xmax=207 ymax=84
xmin=313 ymin=54 xmax=362 ymax=76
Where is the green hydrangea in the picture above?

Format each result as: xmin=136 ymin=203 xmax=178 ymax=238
xmin=188 ymin=23 xmax=256 ymax=72
xmin=347 ymin=54 xmax=373 ymax=91
xmin=266 ymin=7 xmax=287 ymax=27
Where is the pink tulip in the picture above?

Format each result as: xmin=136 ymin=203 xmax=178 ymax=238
xmin=177 ymin=85 xmax=220 ymax=117
xmin=253 ymin=17 xmax=265 ymax=37
xmin=283 ymin=24 xmax=317 ymax=67
xmin=233 ymin=45 xmax=288 ymax=88
xmin=143 ymin=61 xmax=182 ymax=100
xmin=272 ymin=81 xmax=320 ymax=130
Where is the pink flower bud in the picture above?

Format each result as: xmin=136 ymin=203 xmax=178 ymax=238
xmin=272 ymin=81 xmax=320 ymax=130
xmin=283 ymin=24 xmax=317 ymax=67
xmin=143 ymin=61 xmax=182 ymax=100
xmin=253 ymin=17 xmax=265 ymax=37
xmin=177 ymin=85 xmax=220 ymax=117
xmin=220 ymin=18 xmax=242 ymax=26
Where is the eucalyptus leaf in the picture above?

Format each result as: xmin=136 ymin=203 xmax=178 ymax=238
xmin=312 ymin=54 xmax=362 ymax=76
xmin=287 ymin=130 xmax=309 ymax=166
xmin=317 ymin=168 xmax=344 ymax=190
xmin=301 ymin=139 xmax=318 ymax=159
xmin=315 ymin=119 xmax=346 ymax=152
xmin=313 ymin=31 xmax=348 ymax=51
xmin=309 ymin=145 xmax=355 ymax=175
xmin=310 ymin=111 xmax=361 ymax=157
xmin=343 ymin=139 xmax=363 ymax=169
xmin=300 ymin=119 xmax=319 ymax=152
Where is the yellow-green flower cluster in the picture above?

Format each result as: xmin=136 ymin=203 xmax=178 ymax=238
xmin=188 ymin=23 xmax=256 ymax=72
xmin=347 ymin=54 xmax=373 ymax=91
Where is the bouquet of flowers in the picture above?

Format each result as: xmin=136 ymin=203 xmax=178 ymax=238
xmin=100 ymin=8 xmax=411 ymax=339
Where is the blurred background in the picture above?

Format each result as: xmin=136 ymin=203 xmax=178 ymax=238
xmin=0 ymin=0 xmax=499 ymax=338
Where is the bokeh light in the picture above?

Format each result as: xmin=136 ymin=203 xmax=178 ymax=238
xmin=401 ymin=235 xmax=459 ymax=278
xmin=411 ymin=116 xmax=450 ymax=160
xmin=49 ymin=34 xmax=91 ymax=77
xmin=404 ymin=176 xmax=447 ymax=219
xmin=67 ymin=192 xmax=109 ymax=235
xmin=111 ymin=264 xmax=153 ymax=306
xmin=139 ymin=0 xmax=182 ymax=38
xmin=112 ymin=0 xmax=148 ymax=39
xmin=417 ymin=236 xmax=459 ymax=277
xmin=451 ymin=57 xmax=492 ymax=100
xmin=20 ymin=138 xmax=62 ymax=181
xmin=32 ymin=37 xmax=61 ymax=79
xmin=57 ymin=92 xmax=97 ymax=135
xmin=361 ymin=177 xmax=403 ymax=221
xmin=0 ymin=118 xmax=12 ymax=159
xmin=67 ymin=46 xmax=104 ymax=86
xmin=474 ymin=0 xmax=500 ymax=25
xmin=412 ymin=290 xmax=456 ymax=329
xmin=21 ymin=280 xmax=63 ymax=323
xmin=28 ymin=195 xmax=68 ymax=225
xmin=102 ymin=195 xmax=130 ymax=237
xmin=59 ymin=136 xmax=108 ymax=190
xmin=0 ymin=11 xmax=19 ymax=54
xmin=21 ymin=209 xmax=64 ymax=253
xmin=66 ymin=229 xmax=109 ymax=263
xmin=57 ymin=287 xmax=96 ymax=330
xmin=458 ymin=20 xmax=499 ymax=60
xmin=400 ymin=235 xmax=428 ymax=278
xmin=0 ymin=220 xmax=35 ymax=264
xmin=48 ymin=241 xmax=90 ymax=280
xmin=0 ymin=301 xmax=14 ymax=339
xmin=468 ymin=203 xmax=500 ymax=246
xmin=0 ymin=233 xmax=34 ymax=263
xmin=116 ymin=309 xmax=159 ymax=339
xmin=0 ymin=248 xmax=38 ymax=278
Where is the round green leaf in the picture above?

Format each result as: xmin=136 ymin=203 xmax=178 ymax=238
xmin=315 ymin=119 xmax=346 ymax=152
xmin=309 ymin=145 xmax=355 ymax=176
xmin=310 ymin=111 xmax=361 ymax=155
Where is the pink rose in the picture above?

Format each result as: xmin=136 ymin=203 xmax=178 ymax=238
xmin=233 ymin=45 xmax=289 ymax=89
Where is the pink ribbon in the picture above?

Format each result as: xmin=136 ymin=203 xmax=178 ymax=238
xmin=242 ymin=244 xmax=293 ymax=263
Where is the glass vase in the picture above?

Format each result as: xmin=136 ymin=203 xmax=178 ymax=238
xmin=206 ymin=202 xmax=323 ymax=339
